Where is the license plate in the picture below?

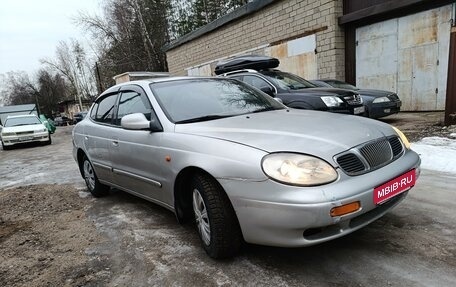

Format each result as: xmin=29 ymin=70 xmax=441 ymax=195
xmin=20 ymin=136 xmax=33 ymax=141
xmin=374 ymin=169 xmax=416 ymax=205
xmin=354 ymin=106 xmax=365 ymax=114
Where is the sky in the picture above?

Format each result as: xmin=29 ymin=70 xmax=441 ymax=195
xmin=0 ymin=0 xmax=101 ymax=75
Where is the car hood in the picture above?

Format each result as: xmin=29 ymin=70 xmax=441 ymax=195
xmin=287 ymin=87 xmax=357 ymax=97
xmin=356 ymin=89 xmax=393 ymax=97
xmin=2 ymin=124 xmax=46 ymax=133
xmin=174 ymin=109 xmax=395 ymax=165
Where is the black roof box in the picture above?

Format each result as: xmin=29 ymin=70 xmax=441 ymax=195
xmin=214 ymin=55 xmax=279 ymax=75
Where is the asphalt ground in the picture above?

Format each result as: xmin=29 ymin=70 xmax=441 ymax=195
xmin=0 ymin=112 xmax=455 ymax=286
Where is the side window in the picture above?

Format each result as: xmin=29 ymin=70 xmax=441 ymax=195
xmin=95 ymin=93 xmax=117 ymax=124
xmin=243 ymin=76 xmax=272 ymax=90
xmin=90 ymin=102 xmax=99 ymax=120
xmin=115 ymin=90 xmax=151 ymax=125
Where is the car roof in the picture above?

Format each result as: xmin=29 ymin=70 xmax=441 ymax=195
xmin=121 ymin=76 xmax=213 ymax=85
xmin=96 ymin=76 xmax=231 ymax=101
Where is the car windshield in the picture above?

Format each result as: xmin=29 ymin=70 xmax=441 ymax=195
xmin=4 ymin=116 xmax=41 ymax=127
xmin=150 ymin=78 xmax=285 ymax=123
xmin=261 ymin=71 xmax=317 ymax=90
xmin=325 ymin=80 xmax=358 ymax=90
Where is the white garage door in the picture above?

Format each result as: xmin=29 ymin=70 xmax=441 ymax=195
xmin=356 ymin=5 xmax=452 ymax=111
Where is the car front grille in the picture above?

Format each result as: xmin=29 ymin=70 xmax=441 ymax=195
xmin=359 ymin=139 xmax=392 ymax=167
xmin=388 ymin=136 xmax=403 ymax=156
xmin=336 ymin=153 xmax=365 ymax=174
xmin=344 ymin=94 xmax=363 ymax=105
xmin=335 ymin=136 xmax=404 ymax=175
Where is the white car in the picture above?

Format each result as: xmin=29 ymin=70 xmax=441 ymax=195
xmin=1 ymin=114 xmax=51 ymax=150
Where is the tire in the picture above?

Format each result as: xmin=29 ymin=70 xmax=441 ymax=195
xmin=82 ymin=155 xmax=109 ymax=197
xmin=191 ymin=173 xmax=242 ymax=259
xmin=1 ymin=142 xmax=11 ymax=150
xmin=45 ymin=133 xmax=52 ymax=145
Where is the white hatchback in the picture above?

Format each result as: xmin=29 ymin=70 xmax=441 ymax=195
xmin=1 ymin=115 xmax=51 ymax=150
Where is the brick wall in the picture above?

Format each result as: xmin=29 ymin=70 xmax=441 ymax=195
xmin=166 ymin=0 xmax=345 ymax=80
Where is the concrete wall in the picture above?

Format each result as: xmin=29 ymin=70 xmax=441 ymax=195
xmin=166 ymin=0 xmax=345 ymax=80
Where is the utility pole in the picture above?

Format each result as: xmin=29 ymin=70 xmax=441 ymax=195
xmin=95 ymin=62 xmax=103 ymax=95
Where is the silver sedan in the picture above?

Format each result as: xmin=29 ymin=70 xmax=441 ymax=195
xmin=72 ymin=77 xmax=420 ymax=258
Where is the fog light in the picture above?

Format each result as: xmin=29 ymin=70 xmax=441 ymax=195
xmin=384 ymin=109 xmax=391 ymax=113
xmin=330 ymin=201 xmax=361 ymax=217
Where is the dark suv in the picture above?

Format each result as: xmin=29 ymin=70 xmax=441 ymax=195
xmin=310 ymin=79 xmax=402 ymax=119
xmin=216 ymin=56 xmax=365 ymax=115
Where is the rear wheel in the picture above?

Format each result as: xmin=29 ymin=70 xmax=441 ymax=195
xmin=82 ymin=155 xmax=109 ymax=197
xmin=191 ymin=173 xmax=242 ymax=259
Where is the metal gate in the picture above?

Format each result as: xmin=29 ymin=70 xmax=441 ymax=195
xmin=356 ymin=5 xmax=452 ymax=111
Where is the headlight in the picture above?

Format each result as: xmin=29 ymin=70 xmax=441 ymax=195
xmin=321 ymin=96 xmax=343 ymax=107
xmin=35 ymin=128 xmax=47 ymax=133
xmin=355 ymin=94 xmax=363 ymax=104
xmin=392 ymin=127 xmax=411 ymax=149
xmin=1 ymin=132 xmax=15 ymax=136
xmin=262 ymin=153 xmax=338 ymax=186
xmin=373 ymin=96 xmax=390 ymax=103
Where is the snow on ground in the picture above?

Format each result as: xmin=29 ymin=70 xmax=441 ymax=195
xmin=411 ymin=136 xmax=456 ymax=175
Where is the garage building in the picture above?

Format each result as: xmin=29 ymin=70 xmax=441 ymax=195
xmin=164 ymin=0 xmax=456 ymax=124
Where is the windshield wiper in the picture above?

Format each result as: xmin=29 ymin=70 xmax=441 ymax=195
xmin=251 ymin=107 xmax=278 ymax=113
xmin=175 ymin=115 xmax=232 ymax=124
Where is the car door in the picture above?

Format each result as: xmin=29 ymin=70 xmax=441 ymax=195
xmin=84 ymin=92 xmax=119 ymax=184
xmin=109 ymin=85 xmax=166 ymax=203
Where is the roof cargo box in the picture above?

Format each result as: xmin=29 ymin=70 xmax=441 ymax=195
xmin=214 ymin=55 xmax=279 ymax=75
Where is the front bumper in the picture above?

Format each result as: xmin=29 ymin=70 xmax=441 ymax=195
xmin=1 ymin=132 xmax=49 ymax=146
xmin=219 ymin=149 xmax=420 ymax=247
xmin=324 ymin=104 xmax=365 ymax=116
xmin=368 ymin=101 xmax=401 ymax=118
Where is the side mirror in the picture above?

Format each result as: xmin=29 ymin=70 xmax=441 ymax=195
xmin=121 ymin=113 xmax=163 ymax=132
xmin=260 ymin=86 xmax=275 ymax=97
xmin=121 ymin=113 xmax=149 ymax=130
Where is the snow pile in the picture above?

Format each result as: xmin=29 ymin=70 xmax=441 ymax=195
xmin=411 ymin=137 xmax=456 ymax=175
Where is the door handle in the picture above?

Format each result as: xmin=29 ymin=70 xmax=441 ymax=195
xmin=84 ymin=136 xmax=89 ymax=141
xmin=112 ymin=140 xmax=119 ymax=147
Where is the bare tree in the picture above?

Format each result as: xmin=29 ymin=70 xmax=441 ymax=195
xmin=36 ymin=69 xmax=72 ymax=117
xmin=0 ymin=74 xmax=7 ymax=106
xmin=76 ymin=0 xmax=171 ymax=89
xmin=41 ymin=40 xmax=97 ymax=110
xmin=3 ymin=72 xmax=38 ymax=106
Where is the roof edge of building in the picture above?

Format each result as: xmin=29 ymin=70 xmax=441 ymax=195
xmin=163 ymin=0 xmax=277 ymax=52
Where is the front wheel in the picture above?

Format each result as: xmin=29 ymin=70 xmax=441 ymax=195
xmin=82 ymin=155 xmax=109 ymax=197
xmin=1 ymin=142 xmax=11 ymax=150
xmin=45 ymin=133 xmax=52 ymax=145
xmin=191 ymin=174 xmax=242 ymax=259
